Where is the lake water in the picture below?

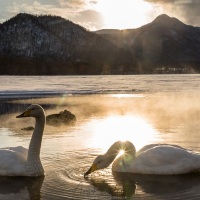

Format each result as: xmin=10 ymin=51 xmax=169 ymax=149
xmin=0 ymin=75 xmax=200 ymax=200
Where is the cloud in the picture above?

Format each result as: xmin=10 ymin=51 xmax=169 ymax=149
xmin=7 ymin=1 xmax=62 ymax=16
xmin=70 ymin=9 xmax=104 ymax=30
xmin=0 ymin=0 xmax=199 ymax=30
xmin=57 ymin=0 xmax=86 ymax=9
xmin=1 ymin=0 xmax=103 ymax=30
xmin=56 ymin=0 xmax=97 ymax=10
xmin=144 ymin=0 xmax=200 ymax=26
xmin=56 ymin=0 xmax=104 ymax=30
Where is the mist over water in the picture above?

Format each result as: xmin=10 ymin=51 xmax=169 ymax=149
xmin=0 ymin=75 xmax=200 ymax=199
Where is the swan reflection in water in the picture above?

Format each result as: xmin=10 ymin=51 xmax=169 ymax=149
xmin=0 ymin=176 xmax=44 ymax=199
xmin=84 ymin=172 xmax=200 ymax=198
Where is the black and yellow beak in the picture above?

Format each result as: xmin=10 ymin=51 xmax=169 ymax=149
xmin=84 ymin=164 xmax=97 ymax=177
xmin=16 ymin=109 xmax=31 ymax=118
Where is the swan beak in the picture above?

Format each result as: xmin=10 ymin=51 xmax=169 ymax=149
xmin=84 ymin=164 xmax=97 ymax=177
xmin=16 ymin=109 xmax=31 ymax=118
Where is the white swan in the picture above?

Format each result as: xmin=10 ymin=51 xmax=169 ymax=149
xmin=84 ymin=141 xmax=200 ymax=176
xmin=0 ymin=104 xmax=45 ymax=176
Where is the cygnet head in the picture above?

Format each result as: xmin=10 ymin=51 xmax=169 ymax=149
xmin=16 ymin=104 xmax=45 ymax=118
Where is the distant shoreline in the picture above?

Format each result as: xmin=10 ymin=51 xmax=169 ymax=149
xmin=0 ymin=92 xmax=64 ymax=103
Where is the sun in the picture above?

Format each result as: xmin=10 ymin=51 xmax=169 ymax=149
xmin=89 ymin=115 xmax=160 ymax=152
xmin=95 ymin=0 xmax=154 ymax=29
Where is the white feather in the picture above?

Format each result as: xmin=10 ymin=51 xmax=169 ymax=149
xmin=87 ymin=141 xmax=200 ymax=175
xmin=0 ymin=104 xmax=45 ymax=176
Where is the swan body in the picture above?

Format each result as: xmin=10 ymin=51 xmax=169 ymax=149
xmin=85 ymin=141 xmax=200 ymax=176
xmin=0 ymin=104 xmax=45 ymax=176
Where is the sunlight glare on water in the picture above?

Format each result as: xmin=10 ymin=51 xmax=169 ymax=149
xmin=110 ymin=94 xmax=144 ymax=98
xmin=88 ymin=115 xmax=160 ymax=152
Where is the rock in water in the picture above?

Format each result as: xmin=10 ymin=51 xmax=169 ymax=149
xmin=21 ymin=126 xmax=34 ymax=131
xmin=46 ymin=109 xmax=76 ymax=126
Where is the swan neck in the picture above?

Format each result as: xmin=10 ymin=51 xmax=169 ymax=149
xmin=105 ymin=141 xmax=136 ymax=163
xmin=27 ymin=116 xmax=45 ymax=164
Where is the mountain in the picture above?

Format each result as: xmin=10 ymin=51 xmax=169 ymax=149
xmin=0 ymin=13 xmax=200 ymax=75
xmin=96 ymin=14 xmax=200 ymax=73
xmin=0 ymin=13 xmax=132 ymax=75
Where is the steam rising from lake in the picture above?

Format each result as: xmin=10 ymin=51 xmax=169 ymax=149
xmin=2 ymin=91 xmax=200 ymax=150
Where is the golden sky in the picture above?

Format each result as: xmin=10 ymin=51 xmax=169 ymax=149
xmin=0 ymin=0 xmax=200 ymax=30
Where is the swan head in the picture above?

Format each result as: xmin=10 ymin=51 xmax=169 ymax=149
xmin=84 ymin=154 xmax=111 ymax=177
xmin=84 ymin=141 xmax=136 ymax=177
xmin=16 ymin=104 xmax=45 ymax=118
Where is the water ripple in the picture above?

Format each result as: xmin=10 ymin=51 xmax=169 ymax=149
xmin=41 ymin=151 xmax=200 ymax=200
